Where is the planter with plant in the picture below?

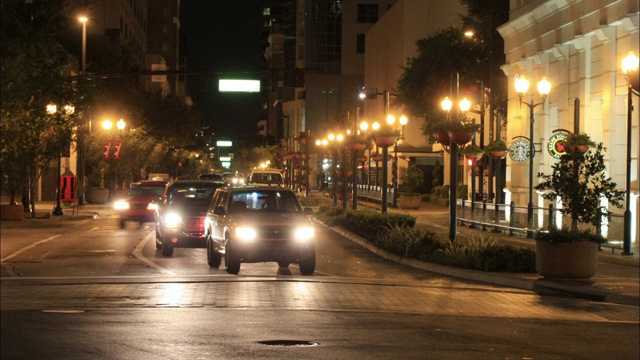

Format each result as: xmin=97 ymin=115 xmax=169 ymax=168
xmin=398 ymin=164 xmax=424 ymax=209
xmin=534 ymin=142 xmax=624 ymax=279
xmin=424 ymin=115 xmax=481 ymax=146
xmin=373 ymin=125 xmax=400 ymax=146
xmin=346 ymin=133 xmax=369 ymax=151
xmin=459 ymin=144 xmax=484 ymax=160
xmin=563 ymin=133 xmax=596 ymax=153
xmin=484 ymin=140 xmax=508 ymax=158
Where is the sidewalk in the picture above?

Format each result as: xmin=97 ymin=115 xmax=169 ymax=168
xmin=308 ymin=191 xmax=639 ymax=306
xmin=2 ymin=197 xmax=638 ymax=306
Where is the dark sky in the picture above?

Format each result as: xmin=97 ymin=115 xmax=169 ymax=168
xmin=180 ymin=0 xmax=264 ymax=138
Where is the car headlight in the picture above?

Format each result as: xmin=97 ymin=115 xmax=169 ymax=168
xmin=114 ymin=200 xmax=130 ymax=210
xmin=163 ymin=213 xmax=182 ymax=229
xmin=147 ymin=203 xmax=159 ymax=211
xmin=236 ymin=227 xmax=256 ymax=241
xmin=294 ymin=227 xmax=314 ymax=241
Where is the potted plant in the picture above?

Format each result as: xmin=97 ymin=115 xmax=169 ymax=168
xmin=484 ymin=140 xmax=508 ymax=158
xmin=335 ymin=182 xmax=352 ymax=200
xmin=563 ymin=133 xmax=596 ymax=153
xmin=534 ymin=142 xmax=625 ymax=279
xmin=459 ymin=144 xmax=484 ymax=160
xmin=374 ymin=124 xmax=400 ymax=146
xmin=398 ymin=164 xmax=424 ymax=209
xmin=346 ymin=133 xmax=369 ymax=152
xmin=423 ymin=115 xmax=481 ymax=146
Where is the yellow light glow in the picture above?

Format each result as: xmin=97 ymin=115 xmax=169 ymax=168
xmin=399 ymin=115 xmax=408 ymax=126
xmin=359 ymin=121 xmax=369 ymax=131
xmin=315 ymin=139 xmax=321 ymax=146
xmin=459 ymin=98 xmax=471 ymax=112
xmin=464 ymin=30 xmax=474 ymax=38
xmin=328 ymin=133 xmax=335 ymax=141
xmin=441 ymin=97 xmax=452 ymax=111
xmin=321 ymin=139 xmax=328 ymax=146
xmin=102 ymin=119 xmax=113 ymax=130
xmin=537 ymin=77 xmax=551 ymax=96
xmin=622 ymin=51 xmax=639 ymax=74
xmin=386 ymin=114 xmax=395 ymax=125
xmin=116 ymin=118 xmax=126 ymax=130
xmin=372 ymin=122 xmax=380 ymax=131
xmin=46 ymin=104 xmax=57 ymax=114
xmin=515 ymin=75 xmax=530 ymax=95
xmin=337 ymin=134 xmax=344 ymax=141
xmin=78 ymin=16 xmax=88 ymax=23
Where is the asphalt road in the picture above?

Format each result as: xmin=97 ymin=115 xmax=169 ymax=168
xmin=1 ymin=216 xmax=638 ymax=359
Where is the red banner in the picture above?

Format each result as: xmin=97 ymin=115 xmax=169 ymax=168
xmin=113 ymin=140 xmax=122 ymax=161
xmin=103 ymin=140 xmax=111 ymax=161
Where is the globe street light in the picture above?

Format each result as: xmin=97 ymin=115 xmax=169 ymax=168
xmin=390 ymin=115 xmax=408 ymax=208
xmin=515 ymin=75 xmax=551 ymax=238
xmin=622 ymin=51 xmax=638 ymax=255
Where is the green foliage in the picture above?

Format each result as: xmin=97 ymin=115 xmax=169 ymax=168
xmin=535 ymin=143 xmax=624 ymax=232
xmin=431 ymin=185 xmax=449 ymax=198
xmin=432 ymin=160 xmax=443 ymax=187
xmin=400 ymin=164 xmax=424 ymax=194
xmin=378 ymin=224 xmax=443 ymax=258
xmin=534 ymin=227 xmax=606 ymax=244
xmin=423 ymin=114 xmax=482 ymax=143
xmin=457 ymin=183 xmax=468 ymax=200
xmin=298 ymin=196 xmax=319 ymax=207
xmin=459 ymin=144 xmax=483 ymax=156
xmin=475 ymin=245 xmax=536 ymax=272
xmin=564 ymin=133 xmax=596 ymax=147
xmin=484 ymin=140 xmax=508 ymax=152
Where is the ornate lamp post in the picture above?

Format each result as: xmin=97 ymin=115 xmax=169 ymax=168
xmin=390 ymin=115 xmax=408 ymax=208
xmin=47 ymin=104 xmax=75 ymax=216
xmin=622 ymin=51 xmax=638 ymax=255
xmin=515 ymin=75 xmax=551 ymax=238
xmin=441 ymin=97 xmax=459 ymax=241
xmin=76 ymin=16 xmax=88 ymax=205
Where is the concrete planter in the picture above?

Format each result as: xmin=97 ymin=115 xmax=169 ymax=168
xmin=398 ymin=194 xmax=421 ymax=209
xmin=1 ymin=204 xmax=24 ymax=221
xmin=535 ymin=240 xmax=598 ymax=280
xmin=86 ymin=188 xmax=109 ymax=204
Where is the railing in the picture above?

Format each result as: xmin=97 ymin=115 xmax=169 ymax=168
xmin=456 ymin=199 xmax=625 ymax=251
xmin=355 ymin=184 xmax=393 ymax=206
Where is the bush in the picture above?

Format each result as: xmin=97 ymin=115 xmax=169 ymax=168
xmin=475 ymin=246 xmax=536 ymax=273
xmin=298 ymin=196 xmax=319 ymax=207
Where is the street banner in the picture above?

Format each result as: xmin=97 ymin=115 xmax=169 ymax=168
xmin=103 ymin=140 xmax=111 ymax=160
xmin=113 ymin=140 xmax=122 ymax=161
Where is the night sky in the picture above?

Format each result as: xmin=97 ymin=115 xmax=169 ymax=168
xmin=180 ymin=0 xmax=264 ymax=138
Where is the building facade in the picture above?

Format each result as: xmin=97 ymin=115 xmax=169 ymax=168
xmin=498 ymin=0 xmax=638 ymax=241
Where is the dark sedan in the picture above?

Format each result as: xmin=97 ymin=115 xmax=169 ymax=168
xmin=154 ymin=180 xmax=226 ymax=256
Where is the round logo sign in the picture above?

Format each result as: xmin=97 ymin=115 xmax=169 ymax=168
xmin=547 ymin=133 xmax=567 ymax=159
xmin=509 ymin=139 xmax=530 ymax=162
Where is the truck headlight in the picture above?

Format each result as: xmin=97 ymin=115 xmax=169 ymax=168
xmin=236 ymin=227 xmax=256 ymax=241
xmin=294 ymin=227 xmax=314 ymax=241
xmin=164 ymin=213 xmax=182 ymax=229
xmin=114 ymin=200 xmax=130 ymax=210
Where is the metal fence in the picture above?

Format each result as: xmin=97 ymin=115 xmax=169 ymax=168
xmin=456 ymin=199 xmax=625 ymax=251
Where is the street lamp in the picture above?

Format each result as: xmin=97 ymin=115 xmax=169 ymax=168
xmin=47 ymin=103 xmax=74 ymax=216
xmin=622 ymin=51 xmax=638 ymax=255
xmin=102 ymin=118 xmax=126 ymax=202
xmin=390 ymin=115 xmax=408 ymax=208
xmin=77 ymin=16 xmax=88 ymax=205
xmin=515 ymin=75 xmax=551 ymax=238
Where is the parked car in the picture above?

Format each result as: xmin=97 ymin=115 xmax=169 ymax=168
xmin=155 ymin=180 xmax=226 ymax=256
xmin=247 ymin=168 xmax=284 ymax=186
xmin=114 ymin=180 xmax=167 ymax=228
xmin=197 ymin=173 xmax=223 ymax=181
xmin=204 ymin=185 xmax=315 ymax=275
xmin=222 ymin=171 xmax=245 ymax=185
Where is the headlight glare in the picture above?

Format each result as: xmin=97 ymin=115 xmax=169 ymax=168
xmin=295 ymin=227 xmax=315 ymax=241
xmin=114 ymin=200 xmax=130 ymax=210
xmin=147 ymin=203 xmax=159 ymax=211
xmin=236 ymin=227 xmax=256 ymax=241
xmin=164 ymin=213 xmax=182 ymax=229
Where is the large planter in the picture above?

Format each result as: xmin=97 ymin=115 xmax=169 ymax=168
xmin=348 ymin=143 xmax=366 ymax=151
xmin=447 ymin=130 xmax=474 ymax=145
xmin=489 ymin=150 xmax=507 ymax=159
xmin=433 ymin=131 xmax=451 ymax=146
xmin=398 ymin=194 xmax=421 ymax=210
xmin=375 ymin=135 xmax=396 ymax=147
xmin=1 ymin=204 xmax=24 ymax=221
xmin=86 ymin=188 xmax=109 ymax=204
xmin=535 ymin=240 xmax=599 ymax=280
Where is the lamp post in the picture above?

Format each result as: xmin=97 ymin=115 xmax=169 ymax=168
xmin=77 ymin=16 xmax=88 ymax=205
xmin=515 ymin=75 xmax=551 ymax=238
xmin=47 ymin=104 xmax=74 ymax=215
xmin=102 ymin=118 xmax=125 ymax=202
xmin=622 ymin=51 xmax=638 ymax=255
xmin=390 ymin=115 xmax=408 ymax=208
xmin=459 ymin=97 xmax=480 ymax=225
xmin=441 ymin=97 xmax=459 ymax=241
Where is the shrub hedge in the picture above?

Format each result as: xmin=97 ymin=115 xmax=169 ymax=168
xmin=315 ymin=206 xmax=536 ymax=273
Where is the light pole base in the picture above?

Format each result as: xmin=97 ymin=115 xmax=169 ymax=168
xmin=52 ymin=207 xmax=64 ymax=216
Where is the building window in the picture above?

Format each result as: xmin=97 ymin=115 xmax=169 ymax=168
xmin=356 ymin=34 xmax=365 ymax=54
xmin=357 ymin=4 xmax=378 ymax=23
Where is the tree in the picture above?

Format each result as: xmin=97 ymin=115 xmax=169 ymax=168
xmin=395 ymin=0 xmax=509 ymax=139
xmin=1 ymin=0 xmax=82 ymax=205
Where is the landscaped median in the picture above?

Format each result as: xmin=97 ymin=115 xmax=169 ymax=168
xmin=313 ymin=205 xmax=536 ymax=273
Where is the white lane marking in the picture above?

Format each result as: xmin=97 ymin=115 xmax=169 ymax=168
xmin=133 ymin=232 xmax=175 ymax=275
xmin=1 ymin=235 xmax=61 ymax=263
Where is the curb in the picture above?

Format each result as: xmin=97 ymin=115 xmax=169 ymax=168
xmin=313 ymin=219 xmax=639 ymax=306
